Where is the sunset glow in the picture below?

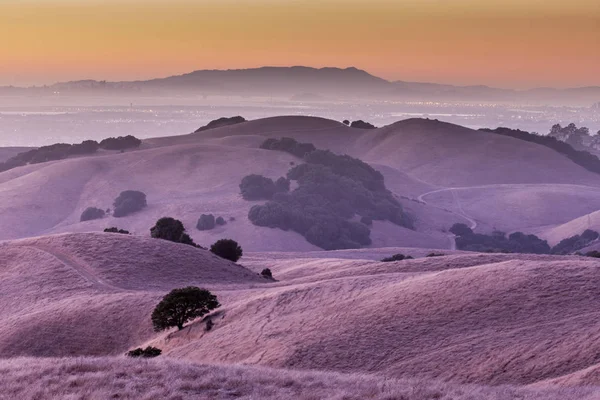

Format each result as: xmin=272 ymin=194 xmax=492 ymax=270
xmin=1 ymin=0 xmax=599 ymax=87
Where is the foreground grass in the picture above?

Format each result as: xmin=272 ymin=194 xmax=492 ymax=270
xmin=0 ymin=357 xmax=599 ymax=400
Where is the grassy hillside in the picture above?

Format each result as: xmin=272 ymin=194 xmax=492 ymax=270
xmin=2 ymin=357 xmax=598 ymax=400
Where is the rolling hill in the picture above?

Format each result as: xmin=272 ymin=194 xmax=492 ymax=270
xmin=1 ymin=115 xmax=600 ymax=250
xmin=0 ymin=233 xmax=263 ymax=357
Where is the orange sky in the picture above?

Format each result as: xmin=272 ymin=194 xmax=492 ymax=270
xmin=0 ymin=0 xmax=599 ymax=88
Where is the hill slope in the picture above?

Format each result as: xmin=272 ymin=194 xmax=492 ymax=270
xmin=1 ymin=116 xmax=600 ymax=247
xmin=1 ymin=357 xmax=598 ymax=400
xmin=0 ymin=233 xmax=263 ymax=357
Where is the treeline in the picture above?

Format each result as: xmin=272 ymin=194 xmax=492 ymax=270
xmin=480 ymin=127 xmax=600 ymax=175
xmin=243 ymin=138 xmax=412 ymax=250
xmin=451 ymin=223 xmax=599 ymax=254
xmin=0 ymin=135 xmax=141 ymax=173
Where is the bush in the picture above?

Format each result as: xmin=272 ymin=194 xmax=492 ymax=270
xmin=350 ymin=120 xmax=376 ymax=129
xmin=426 ymin=253 xmax=445 ymax=257
xmin=343 ymin=120 xmax=350 ymax=126
xmin=194 ymin=116 xmax=246 ymax=133
xmin=449 ymin=223 xmax=473 ymax=237
xmin=210 ymin=239 xmax=243 ymax=262
xmin=586 ymin=250 xmax=600 ymax=258
xmin=99 ymin=135 xmax=142 ymax=150
xmin=551 ymin=229 xmax=599 ymax=254
xmin=80 ymin=207 xmax=105 ymax=222
xmin=381 ymin=254 xmax=412 ymax=262
xmin=261 ymin=268 xmax=273 ymax=279
xmin=150 ymin=217 xmax=197 ymax=246
xmin=239 ymin=174 xmax=276 ymax=200
xmin=152 ymin=287 xmax=220 ymax=331
xmin=275 ymin=177 xmax=291 ymax=193
xmin=113 ymin=190 xmax=147 ymax=217
xmin=456 ymin=231 xmax=551 ymax=254
xmin=215 ymin=216 xmax=226 ymax=226
xmin=260 ymin=137 xmax=316 ymax=158
xmin=196 ymin=214 xmax=216 ymax=231
xmin=104 ymin=227 xmax=130 ymax=234
xmin=127 ymin=346 xmax=162 ymax=358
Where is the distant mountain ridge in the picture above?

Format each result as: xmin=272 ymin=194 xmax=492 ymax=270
xmin=1 ymin=66 xmax=599 ymax=103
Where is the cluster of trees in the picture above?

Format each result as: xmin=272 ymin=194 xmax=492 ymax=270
xmin=98 ymin=135 xmax=142 ymax=151
xmin=0 ymin=135 xmax=142 ymax=173
xmin=194 ymin=116 xmax=246 ymax=133
xmin=239 ymin=174 xmax=290 ymax=200
xmin=548 ymin=123 xmax=599 ymax=151
xmin=260 ymin=137 xmax=316 ymax=158
xmin=196 ymin=214 xmax=227 ymax=231
xmin=149 ymin=216 xmax=243 ymax=262
xmin=113 ymin=190 xmax=147 ymax=217
xmin=245 ymin=144 xmax=412 ymax=250
xmin=450 ymin=223 xmax=599 ymax=255
xmin=481 ymin=127 xmax=600 ymax=175
xmin=551 ymin=229 xmax=599 ymax=255
xmin=150 ymin=217 xmax=198 ymax=247
xmin=349 ymin=120 xmax=376 ymax=129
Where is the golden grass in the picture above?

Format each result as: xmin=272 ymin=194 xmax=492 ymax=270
xmin=1 ymin=357 xmax=599 ymax=400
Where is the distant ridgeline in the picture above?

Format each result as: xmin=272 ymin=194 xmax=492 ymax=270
xmin=480 ymin=126 xmax=600 ymax=175
xmin=0 ymin=135 xmax=141 ymax=173
xmin=193 ymin=116 xmax=246 ymax=133
xmin=240 ymin=137 xmax=413 ymax=250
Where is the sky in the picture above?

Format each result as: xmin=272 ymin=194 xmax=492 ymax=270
xmin=0 ymin=0 xmax=599 ymax=88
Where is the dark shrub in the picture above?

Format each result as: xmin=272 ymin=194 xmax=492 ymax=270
xmin=99 ymin=135 xmax=142 ymax=150
xmin=149 ymin=217 xmax=194 ymax=245
xmin=261 ymin=268 xmax=273 ymax=279
xmin=381 ymin=254 xmax=413 ymax=262
xmin=343 ymin=120 xmax=350 ymax=126
xmin=113 ymin=190 xmax=147 ymax=217
xmin=194 ymin=116 xmax=246 ymax=133
xmin=127 ymin=346 xmax=162 ymax=358
xmin=456 ymin=230 xmax=550 ymax=254
xmin=449 ymin=223 xmax=473 ymax=237
xmin=197 ymin=214 xmax=216 ymax=231
xmin=80 ymin=207 xmax=105 ymax=222
xmin=260 ymin=137 xmax=316 ymax=158
xmin=350 ymin=120 xmax=376 ymax=129
xmin=586 ymin=250 xmax=600 ymax=258
xmin=229 ymin=216 xmax=236 ymax=221
xmin=205 ymin=319 xmax=214 ymax=332
xmin=104 ymin=227 xmax=130 ymax=234
xmin=426 ymin=253 xmax=445 ymax=257
xmin=275 ymin=177 xmax=291 ymax=193
xmin=551 ymin=229 xmax=599 ymax=254
xmin=239 ymin=174 xmax=276 ymax=200
xmin=71 ymin=140 xmax=99 ymax=155
xmin=210 ymin=239 xmax=243 ymax=262
xmin=151 ymin=287 xmax=220 ymax=331
xmin=360 ymin=216 xmax=373 ymax=226
xmin=215 ymin=216 xmax=226 ymax=226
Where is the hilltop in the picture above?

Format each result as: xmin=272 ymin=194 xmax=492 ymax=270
xmin=1 ymin=116 xmax=600 ymax=249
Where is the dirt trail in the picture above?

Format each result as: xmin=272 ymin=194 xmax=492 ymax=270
xmin=20 ymin=244 xmax=122 ymax=292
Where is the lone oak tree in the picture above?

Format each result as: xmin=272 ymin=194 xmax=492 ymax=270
xmin=151 ymin=287 xmax=220 ymax=331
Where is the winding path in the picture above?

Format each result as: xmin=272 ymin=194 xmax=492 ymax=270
xmin=19 ymin=244 xmax=122 ymax=292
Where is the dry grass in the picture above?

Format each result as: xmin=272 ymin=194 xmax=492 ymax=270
xmin=2 ymin=115 xmax=600 ymax=249
xmin=1 ymin=357 xmax=599 ymax=400
xmin=0 ymin=233 xmax=263 ymax=357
